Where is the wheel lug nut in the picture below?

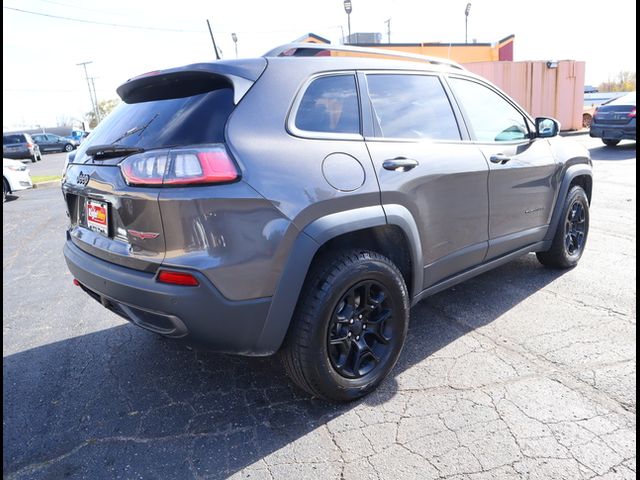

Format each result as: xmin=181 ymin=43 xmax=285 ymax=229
xmin=363 ymin=324 xmax=367 ymax=329
xmin=359 ymin=315 xmax=362 ymax=319
xmin=355 ymin=336 xmax=360 ymax=340
xmin=349 ymin=319 xmax=354 ymax=324
xmin=348 ymin=332 xmax=352 ymax=337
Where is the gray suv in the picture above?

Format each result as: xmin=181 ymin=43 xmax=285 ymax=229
xmin=62 ymin=44 xmax=592 ymax=402
xmin=3 ymin=133 xmax=42 ymax=163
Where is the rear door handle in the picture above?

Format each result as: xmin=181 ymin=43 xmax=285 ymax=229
xmin=383 ymin=157 xmax=419 ymax=172
xmin=489 ymin=153 xmax=511 ymax=164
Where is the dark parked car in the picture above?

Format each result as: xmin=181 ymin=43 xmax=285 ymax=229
xmin=589 ymin=91 xmax=636 ymax=146
xmin=2 ymin=133 xmax=42 ymax=163
xmin=62 ymin=44 xmax=593 ymax=401
xmin=32 ymin=133 xmax=77 ymax=153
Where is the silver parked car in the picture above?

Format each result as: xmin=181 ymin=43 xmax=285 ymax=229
xmin=62 ymin=44 xmax=592 ymax=401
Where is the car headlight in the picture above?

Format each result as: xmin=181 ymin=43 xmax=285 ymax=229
xmin=6 ymin=165 xmax=27 ymax=172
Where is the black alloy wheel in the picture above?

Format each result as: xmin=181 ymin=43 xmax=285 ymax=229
xmin=327 ymin=280 xmax=397 ymax=379
xmin=536 ymin=185 xmax=590 ymax=269
xmin=281 ymin=250 xmax=409 ymax=402
xmin=564 ymin=200 xmax=586 ymax=257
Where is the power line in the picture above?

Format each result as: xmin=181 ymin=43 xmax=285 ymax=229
xmin=4 ymin=7 xmax=344 ymax=37
xmin=3 ymin=6 xmax=202 ymax=32
xmin=34 ymin=0 xmax=137 ymax=16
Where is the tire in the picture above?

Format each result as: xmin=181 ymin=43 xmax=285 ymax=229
xmin=603 ymin=139 xmax=620 ymax=147
xmin=281 ymin=250 xmax=409 ymax=402
xmin=64 ymin=143 xmax=74 ymax=152
xmin=536 ymin=186 xmax=590 ymax=268
xmin=3 ymin=178 xmax=8 ymax=202
xmin=30 ymin=155 xmax=37 ymax=163
xmin=36 ymin=151 xmax=42 ymax=162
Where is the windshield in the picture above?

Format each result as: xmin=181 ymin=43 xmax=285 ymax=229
xmin=75 ymin=87 xmax=234 ymax=161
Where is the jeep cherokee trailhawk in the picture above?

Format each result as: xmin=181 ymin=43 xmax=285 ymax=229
xmin=63 ymin=44 xmax=592 ymax=402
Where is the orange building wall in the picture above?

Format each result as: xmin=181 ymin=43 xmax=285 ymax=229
xmin=373 ymin=44 xmax=499 ymax=63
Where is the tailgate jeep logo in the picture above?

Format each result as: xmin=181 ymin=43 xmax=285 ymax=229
xmin=76 ymin=171 xmax=90 ymax=186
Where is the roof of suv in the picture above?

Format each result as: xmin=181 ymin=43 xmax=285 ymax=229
xmin=264 ymin=43 xmax=466 ymax=72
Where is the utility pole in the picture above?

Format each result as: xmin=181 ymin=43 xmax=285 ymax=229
xmin=89 ymin=77 xmax=100 ymax=122
xmin=384 ymin=18 xmax=391 ymax=43
xmin=77 ymin=61 xmax=99 ymax=125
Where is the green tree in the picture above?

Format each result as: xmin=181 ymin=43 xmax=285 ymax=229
xmin=85 ymin=98 xmax=121 ymax=128
xmin=598 ymin=71 xmax=636 ymax=92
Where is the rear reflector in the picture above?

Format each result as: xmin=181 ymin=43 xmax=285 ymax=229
xmin=157 ymin=270 xmax=200 ymax=286
xmin=120 ymin=145 xmax=239 ymax=187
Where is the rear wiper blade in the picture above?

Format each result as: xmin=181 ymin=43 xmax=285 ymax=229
xmin=86 ymin=144 xmax=144 ymax=159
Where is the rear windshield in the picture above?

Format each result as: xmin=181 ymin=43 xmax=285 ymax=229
xmin=3 ymin=134 xmax=26 ymax=144
xmin=75 ymin=88 xmax=234 ymax=158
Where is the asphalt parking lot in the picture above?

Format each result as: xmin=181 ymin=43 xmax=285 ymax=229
xmin=3 ymin=135 xmax=636 ymax=479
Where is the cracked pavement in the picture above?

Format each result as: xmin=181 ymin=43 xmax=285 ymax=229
xmin=3 ymin=136 xmax=636 ymax=479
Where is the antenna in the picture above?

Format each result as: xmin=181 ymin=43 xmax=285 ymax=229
xmin=206 ymin=20 xmax=220 ymax=60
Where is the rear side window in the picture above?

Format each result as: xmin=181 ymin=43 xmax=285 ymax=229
xmin=3 ymin=135 xmax=25 ymax=144
xmin=75 ymin=87 xmax=234 ymax=157
xmin=366 ymin=74 xmax=461 ymax=140
xmin=294 ymin=75 xmax=360 ymax=135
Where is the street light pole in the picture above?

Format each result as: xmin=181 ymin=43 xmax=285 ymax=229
xmin=231 ymin=33 xmax=238 ymax=58
xmin=77 ymin=61 xmax=99 ymax=126
xmin=384 ymin=18 xmax=391 ymax=43
xmin=465 ymin=3 xmax=471 ymax=44
xmin=343 ymin=0 xmax=352 ymax=44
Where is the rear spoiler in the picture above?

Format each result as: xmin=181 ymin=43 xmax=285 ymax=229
xmin=116 ymin=59 xmax=267 ymax=105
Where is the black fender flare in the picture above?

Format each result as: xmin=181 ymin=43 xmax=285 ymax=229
xmin=253 ymin=204 xmax=423 ymax=354
xmin=544 ymin=163 xmax=593 ymax=242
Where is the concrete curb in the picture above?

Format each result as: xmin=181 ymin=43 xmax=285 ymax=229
xmin=560 ymin=130 xmax=589 ymax=137
xmin=33 ymin=180 xmax=61 ymax=189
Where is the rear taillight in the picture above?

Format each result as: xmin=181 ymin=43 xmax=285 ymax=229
xmin=120 ymin=145 xmax=239 ymax=186
xmin=26 ymin=143 xmax=33 ymax=148
xmin=157 ymin=270 xmax=200 ymax=286
xmin=628 ymin=107 xmax=636 ymax=118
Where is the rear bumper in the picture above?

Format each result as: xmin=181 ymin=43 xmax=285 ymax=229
xmin=64 ymin=240 xmax=274 ymax=356
xmin=7 ymin=171 xmax=33 ymax=192
xmin=590 ymin=123 xmax=636 ymax=140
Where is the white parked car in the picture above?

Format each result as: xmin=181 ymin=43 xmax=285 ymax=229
xmin=3 ymin=158 xmax=33 ymax=201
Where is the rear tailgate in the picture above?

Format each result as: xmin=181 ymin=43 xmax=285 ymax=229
xmin=64 ymin=163 xmax=166 ymax=271
xmin=62 ymin=59 xmax=266 ymax=272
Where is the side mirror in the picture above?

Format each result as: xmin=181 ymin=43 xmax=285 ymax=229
xmin=535 ymin=117 xmax=560 ymax=138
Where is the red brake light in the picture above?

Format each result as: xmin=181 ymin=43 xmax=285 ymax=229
xmin=26 ymin=143 xmax=33 ymax=148
xmin=628 ymin=107 xmax=636 ymax=118
xmin=157 ymin=270 xmax=199 ymax=286
xmin=120 ymin=145 xmax=239 ymax=186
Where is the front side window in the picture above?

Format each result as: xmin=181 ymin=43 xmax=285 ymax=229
xmin=449 ymin=77 xmax=529 ymax=142
xmin=294 ymin=75 xmax=360 ymax=135
xmin=366 ymin=74 xmax=461 ymax=140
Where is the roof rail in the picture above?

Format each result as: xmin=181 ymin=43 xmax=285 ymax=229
xmin=263 ymin=43 xmax=465 ymax=70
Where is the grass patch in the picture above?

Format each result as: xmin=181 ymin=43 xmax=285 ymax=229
xmin=32 ymin=175 xmax=61 ymax=184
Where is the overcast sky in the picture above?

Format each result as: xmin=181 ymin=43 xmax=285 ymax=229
xmin=3 ymin=0 xmax=636 ymax=129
